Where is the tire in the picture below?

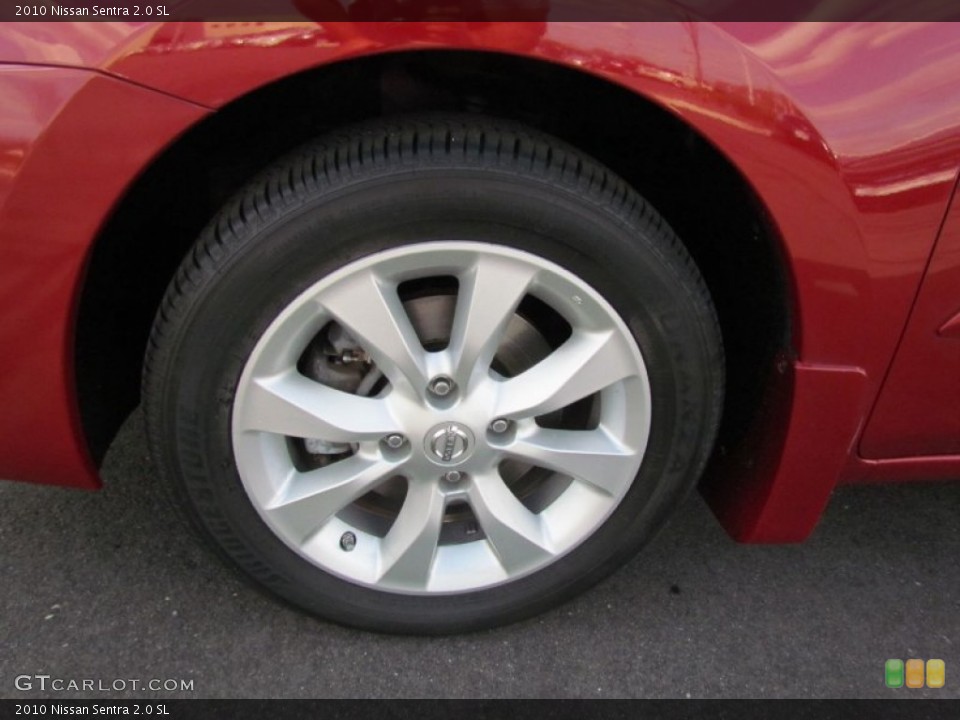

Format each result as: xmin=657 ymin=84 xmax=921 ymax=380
xmin=143 ymin=115 xmax=723 ymax=634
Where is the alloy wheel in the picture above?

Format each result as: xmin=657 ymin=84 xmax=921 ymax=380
xmin=231 ymin=241 xmax=652 ymax=594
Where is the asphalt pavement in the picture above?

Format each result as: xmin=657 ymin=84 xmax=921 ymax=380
xmin=1 ymin=409 xmax=957 ymax=699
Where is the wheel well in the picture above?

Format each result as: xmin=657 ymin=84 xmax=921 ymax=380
xmin=75 ymin=49 xmax=791 ymax=467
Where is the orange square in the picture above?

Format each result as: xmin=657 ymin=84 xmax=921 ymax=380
xmin=905 ymin=659 xmax=925 ymax=688
xmin=927 ymin=659 xmax=945 ymax=689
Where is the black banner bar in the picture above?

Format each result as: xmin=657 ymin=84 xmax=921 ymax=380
xmin=2 ymin=700 xmax=960 ymax=720
xmin=3 ymin=0 xmax=960 ymax=22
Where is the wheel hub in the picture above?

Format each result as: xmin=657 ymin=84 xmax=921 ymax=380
xmin=424 ymin=422 xmax=475 ymax=466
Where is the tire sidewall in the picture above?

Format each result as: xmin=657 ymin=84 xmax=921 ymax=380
xmin=154 ymin=159 xmax=721 ymax=633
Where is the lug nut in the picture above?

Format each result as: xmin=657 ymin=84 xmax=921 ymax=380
xmin=489 ymin=418 xmax=511 ymax=434
xmin=442 ymin=470 xmax=464 ymax=484
xmin=384 ymin=434 xmax=405 ymax=449
xmin=339 ymin=532 xmax=357 ymax=551
xmin=428 ymin=375 xmax=455 ymax=397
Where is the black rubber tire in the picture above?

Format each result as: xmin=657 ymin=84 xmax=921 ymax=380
xmin=143 ymin=115 xmax=724 ymax=634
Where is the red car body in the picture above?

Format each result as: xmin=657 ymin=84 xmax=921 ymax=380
xmin=1 ymin=19 xmax=958 ymax=543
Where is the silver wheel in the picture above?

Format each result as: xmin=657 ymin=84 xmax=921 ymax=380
xmin=232 ymin=241 xmax=652 ymax=594
xmin=147 ymin=116 xmax=724 ymax=631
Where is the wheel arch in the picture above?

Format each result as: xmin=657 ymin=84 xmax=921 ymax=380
xmin=74 ymin=48 xmax=796 ymax=537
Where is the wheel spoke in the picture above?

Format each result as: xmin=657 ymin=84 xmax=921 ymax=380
xmin=467 ymin=472 xmax=554 ymax=575
xmin=495 ymin=329 xmax=638 ymax=419
xmin=236 ymin=369 xmax=398 ymax=442
xmin=320 ymin=270 xmax=428 ymax=393
xmin=377 ymin=482 xmax=447 ymax=589
xmin=448 ymin=255 xmax=536 ymax=387
xmin=265 ymin=455 xmax=396 ymax=544
xmin=507 ymin=428 xmax=636 ymax=496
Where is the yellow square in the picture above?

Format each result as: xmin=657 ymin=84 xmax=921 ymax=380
xmin=905 ymin=659 xmax=925 ymax=688
xmin=927 ymin=659 xmax=945 ymax=689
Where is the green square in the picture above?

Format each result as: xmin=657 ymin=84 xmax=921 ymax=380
xmin=885 ymin=659 xmax=904 ymax=688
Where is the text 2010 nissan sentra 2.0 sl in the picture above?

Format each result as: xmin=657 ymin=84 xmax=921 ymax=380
xmin=1 ymin=15 xmax=958 ymax=633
